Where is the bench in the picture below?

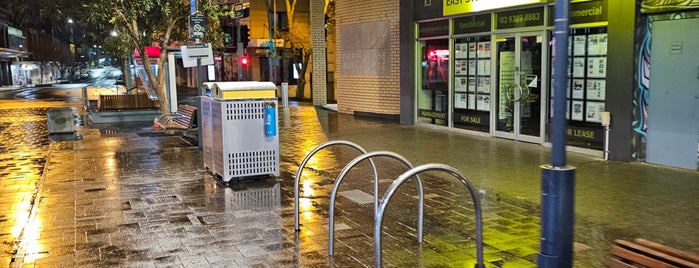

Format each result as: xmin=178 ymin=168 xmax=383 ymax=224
xmin=98 ymin=94 xmax=158 ymax=110
xmin=608 ymin=238 xmax=699 ymax=268
xmin=159 ymin=104 xmax=197 ymax=129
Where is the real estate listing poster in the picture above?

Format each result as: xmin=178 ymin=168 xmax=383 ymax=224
xmin=573 ymin=35 xmax=587 ymax=56
xmin=455 ymin=93 xmax=468 ymax=109
xmin=572 ymin=79 xmax=584 ymax=99
xmin=587 ymin=57 xmax=607 ymax=78
xmin=478 ymin=60 xmax=491 ymax=75
xmin=468 ymin=94 xmax=477 ymax=110
xmin=456 ymin=77 xmax=469 ymax=92
xmin=467 ymin=77 xmax=477 ymax=92
xmin=587 ymin=34 xmax=608 ymax=56
xmin=468 ymin=60 xmax=477 ymax=75
xmin=476 ymin=95 xmax=490 ymax=111
xmin=455 ymin=43 xmax=469 ymax=59
xmin=572 ymin=57 xmax=586 ymax=78
xmin=469 ymin=43 xmax=478 ymax=58
xmin=586 ymin=79 xmax=606 ymax=100
xmin=477 ymin=77 xmax=491 ymax=93
xmin=572 ymin=100 xmax=584 ymax=121
xmin=455 ymin=60 xmax=468 ymax=76
xmin=586 ymin=101 xmax=605 ymax=123
xmin=478 ymin=42 xmax=491 ymax=58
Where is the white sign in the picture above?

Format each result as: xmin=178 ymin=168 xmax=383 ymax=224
xmin=181 ymin=43 xmax=214 ymax=68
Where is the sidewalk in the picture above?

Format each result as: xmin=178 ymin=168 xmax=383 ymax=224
xmin=18 ymin=102 xmax=699 ymax=267
xmin=0 ymin=85 xmax=24 ymax=92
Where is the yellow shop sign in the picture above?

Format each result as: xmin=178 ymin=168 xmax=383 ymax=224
xmin=444 ymin=0 xmax=545 ymax=16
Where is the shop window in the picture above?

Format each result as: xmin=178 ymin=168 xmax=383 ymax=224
xmin=453 ymin=35 xmax=491 ymax=132
xmin=548 ymin=27 xmax=607 ymax=150
xmin=417 ymin=39 xmax=449 ymax=126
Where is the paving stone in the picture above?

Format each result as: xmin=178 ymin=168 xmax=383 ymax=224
xmin=2 ymin=90 xmax=698 ymax=267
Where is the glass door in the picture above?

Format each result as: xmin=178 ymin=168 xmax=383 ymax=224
xmin=417 ymin=39 xmax=450 ymax=126
xmin=494 ymin=32 xmax=545 ymax=142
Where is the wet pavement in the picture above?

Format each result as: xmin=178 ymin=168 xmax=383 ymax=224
xmin=0 ymin=85 xmax=697 ymax=267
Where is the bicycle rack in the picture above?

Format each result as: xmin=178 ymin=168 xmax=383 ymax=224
xmin=293 ymin=140 xmax=378 ymax=231
xmin=328 ymin=151 xmax=425 ymax=256
xmin=374 ymin=163 xmax=485 ymax=268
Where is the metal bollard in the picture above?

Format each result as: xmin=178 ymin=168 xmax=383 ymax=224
xmin=281 ymin=82 xmax=289 ymax=108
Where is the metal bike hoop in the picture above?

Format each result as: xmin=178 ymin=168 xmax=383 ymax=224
xmin=374 ymin=163 xmax=485 ymax=268
xmin=327 ymin=151 xmax=424 ymax=256
xmin=293 ymin=140 xmax=378 ymax=231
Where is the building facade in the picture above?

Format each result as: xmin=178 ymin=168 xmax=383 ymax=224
xmin=0 ymin=21 xmax=29 ymax=87
xmin=334 ymin=0 xmax=698 ymax=170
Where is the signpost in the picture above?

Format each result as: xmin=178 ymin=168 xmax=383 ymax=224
xmin=188 ymin=0 xmax=205 ymax=149
xmin=189 ymin=15 xmax=206 ymax=40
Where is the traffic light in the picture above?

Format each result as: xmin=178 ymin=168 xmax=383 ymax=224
xmin=241 ymin=25 xmax=250 ymax=48
xmin=240 ymin=55 xmax=249 ymax=67
xmin=222 ymin=26 xmax=234 ymax=46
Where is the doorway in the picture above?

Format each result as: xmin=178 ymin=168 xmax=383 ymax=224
xmin=646 ymin=18 xmax=699 ymax=170
xmin=494 ymin=32 xmax=546 ymax=143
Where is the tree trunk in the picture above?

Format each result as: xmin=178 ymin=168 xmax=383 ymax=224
xmin=294 ymin=63 xmax=305 ymax=99
xmin=294 ymin=51 xmax=312 ymax=100
xmin=121 ymin=55 xmax=134 ymax=93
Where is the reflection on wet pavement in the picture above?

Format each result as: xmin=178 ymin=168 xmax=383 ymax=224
xmin=0 ymin=86 xmax=697 ymax=267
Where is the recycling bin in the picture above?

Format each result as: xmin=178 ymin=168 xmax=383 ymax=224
xmin=201 ymin=81 xmax=279 ymax=182
xmin=46 ymin=107 xmax=74 ymax=134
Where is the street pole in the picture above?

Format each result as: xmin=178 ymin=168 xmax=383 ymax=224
xmin=236 ymin=23 xmax=243 ymax=81
xmin=538 ymin=1 xmax=575 ymax=268
xmin=268 ymin=0 xmax=275 ymax=82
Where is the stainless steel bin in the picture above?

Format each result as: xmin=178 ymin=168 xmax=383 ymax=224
xmin=201 ymin=82 xmax=279 ymax=182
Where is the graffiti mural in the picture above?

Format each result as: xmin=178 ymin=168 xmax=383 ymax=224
xmin=634 ymin=19 xmax=651 ymax=139
xmin=642 ymin=0 xmax=699 ymax=14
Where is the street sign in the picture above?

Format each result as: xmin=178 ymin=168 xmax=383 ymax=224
xmin=189 ymin=15 xmax=206 ymax=39
xmin=190 ymin=0 xmax=197 ymax=15
xmin=233 ymin=2 xmax=250 ymax=18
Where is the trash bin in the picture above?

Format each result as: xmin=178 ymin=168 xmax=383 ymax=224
xmin=201 ymin=81 xmax=280 ymax=182
xmin=46 ymin=108 xmax=74 ymax=134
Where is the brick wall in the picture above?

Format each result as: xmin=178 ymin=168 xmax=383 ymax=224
xmin=335 ymin=0 xmax=401 ymax=116
xmin=310 ymin=0 xmax=327 ymax=105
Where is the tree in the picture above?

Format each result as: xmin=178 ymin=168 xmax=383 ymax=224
xmin=26 ymin=30 xmax=69 ymax=83
xmin=80 ymin=0 xmax=230 ymax=114
xmin=276 ymin=0 xmax=334 ymax=100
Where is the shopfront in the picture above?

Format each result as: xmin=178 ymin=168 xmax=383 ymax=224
xmin=415 ymin=0 xmax=610 ymax=151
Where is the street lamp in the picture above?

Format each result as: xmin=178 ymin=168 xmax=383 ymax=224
xmin=67 ymin=18 xmax=74 ymax=44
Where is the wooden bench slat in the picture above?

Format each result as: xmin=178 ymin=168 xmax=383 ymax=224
xmin=606 ymin=257 xmax=638 ymax=268
xmin=616 ymin=239 xmax=699 ymax=268
xmin=634 ymin=239 xmax=699 ymax=266
xmin=99 ymin=94 xmax=158 ymax=110
xmin=611 ymin=244 xmax=678 ymax=268
xmin=168 ymin=104 xmax=197 ymax=129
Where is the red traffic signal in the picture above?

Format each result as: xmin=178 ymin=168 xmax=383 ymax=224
xmin=240 ymin=55 xmax=249 ymax=66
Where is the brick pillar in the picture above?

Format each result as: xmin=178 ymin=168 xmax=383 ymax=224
xmin=310 ymin=0 xmax=327 ymax=106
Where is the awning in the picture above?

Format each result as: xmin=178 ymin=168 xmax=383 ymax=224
xmin=133 ymin=46 xmax=161 ymax=58
xmin=0 ymin=47 xmax=31 ymax=59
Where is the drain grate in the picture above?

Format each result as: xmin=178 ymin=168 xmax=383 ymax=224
xmin=197 ymin=214 xmax=227 ymax=225
xmin=84 ymin=187 xmax=106 ymax=192
xmin=145 ymin=195 xmax=180 ymax=205
xmin=338 ymin=189 xmax=374 ymax=205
